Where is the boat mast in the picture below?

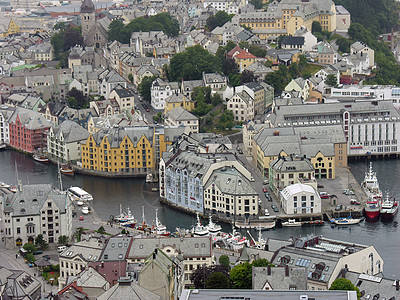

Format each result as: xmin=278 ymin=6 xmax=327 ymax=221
xmin=57 ymin=161 xmax=63 ymax=191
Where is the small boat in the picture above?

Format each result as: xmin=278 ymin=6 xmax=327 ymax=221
xmin=330 ymin=216 xmax=363 ymax=225
xmin=81 ymin=206 xmax=90 ymax=215
xmin=206 ymin=215 xmax=222 ymax=233
xmin=146 ymin=174 xmax=153 ymax=183
xmin=247 ymin=227 xmax=266 ymax=250
xmin=282 ymin=219 xmax=302 ymax=227
xmin=33 ymin=154 xmax=49 ymax=163
xmin=380 ymin=194 xmax=399 ymax=220
xmin=191 ymin=212 xmax=209 ymax=236
xmin=151 ymin=208 xmax=170 ymax=236
xmin=0 ymin=181 xmax=10 ymax=188
xmin=136 ymin=206 xmax=148 ymax=231
xmin=60 ymin=164 xmax=74 ymax=176
xmin=225 ymin=225 xmax=248 ymax=251
xmin=76 ymin=201 xmax=84 ymax=206
xmin=68 ymin=187 xmax=93 ymax=202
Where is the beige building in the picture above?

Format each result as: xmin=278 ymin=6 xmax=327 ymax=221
xmin=227 ymin=90 xmax=255 ymax=122
xmin=108 ymin=88 xmax=135 ymax=113
xmin=280 ymin=183 xmax=321 ymax=215
xmin=204 ymin=167 xmax=258 ymax=218
xmin=164 ymin=107 xmax=199 ymax=134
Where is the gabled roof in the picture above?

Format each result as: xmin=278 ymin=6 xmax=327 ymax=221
xmin=281 ymin=36 xmax=305 ymax=46
xmin=235 ymin=49 xmax=256 ymax=59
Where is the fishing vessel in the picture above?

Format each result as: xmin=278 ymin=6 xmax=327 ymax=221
xmin=362 ymin=162 xmax=382 ymax=219
xmin=146 ymin=174 xmax=153 ymax=183
xmin=191 ymin=212 xmax=209 ymax=236
xmin=281 ymin=219 xmax=302 ymax=227
xmin=60 ymin=164 xmax=74 ymax=176
xmin=136 ymin=206 xmax=148 ymax=231
xmin=380 ymin=194 xmax=399 ymax=220
xmin=206 ymin=215 xmax=222 ymax=233
xmin=225 ymin=225 xmax=247 ymax=251
xmin=247 ymin=227 xmax=266 ymax=250
xmin=33 ymin=154 xmax=49 ymax=163
xmin=152 ymin=208 xmax=170 ymax=236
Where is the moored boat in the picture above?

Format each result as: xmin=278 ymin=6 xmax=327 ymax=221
xmin=152 ymin=208 xmax=170 ymax=236
xmin=365 ymin=197 xmax=381 ymax=220
xmin=380 ymin=194 xmax=399 ymax=220
xmin=146 ymin=174 xmax=153 ymax=183
xmin=191 ymin=212 xmax=209 ymax=236
xmin=331 ymin=216 xmax=363 ymax=225
xmin=281 ymin=219 xmax=302 ymax=227
xmin=362 ymin=162 xmax=382 ymax=219
xmin=33 ymin=154 xmax=49 ymax=163
xmin=81 ymin=206 xmax=90 ymax=215
xmin=60 ymin=164 xmax=74 ymax=176
xmin=206 ymin=215 xmax=222 ymax=233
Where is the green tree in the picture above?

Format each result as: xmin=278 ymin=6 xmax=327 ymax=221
xmin=205 ymin=272 xmax=230 ymax=289
xmin=97 ymin=226 xmax=106 ymax=234
xmin=230 ymin=259 xmax=271 ymax=289
xmin=108 ymin=19 xmax=124 ymax=42
xmin=190 ymin=265 xmax=229 ymax=289
xmin=128 ymin=73 xmax=134 ymax=83
xmin=325 ymin=74 xmax=337 ymax=87
xmin=219 ymin=255 xmax=230 ymax=268
xmin=67 ymin=88 xmax=88 ymax=109
xmin=312 ymin=21 xmax=322 ymax=33
xmin=58 ymin=235 xmax=69 ymax=246
xmin=240 ymin=70 xmax=257 ymax=84
xmin=138 ymin=75 xmax=157 ymax=102
xmin=249 ymin=0 xmax=263 ymax=9
xmin=35 ymin=234 xmax=48 ymax=250
xmin=23 ymin=243 xmax=37 ymax=253
xmin=206 ymin=11 xmax=233 ymax=31
xmin=329 ymin=278 xmax=361 ymax=299
xmin=168 ymin=45 xmax=221 ymax=81
xmin=26 ymin=253 xmax=36 ymax=263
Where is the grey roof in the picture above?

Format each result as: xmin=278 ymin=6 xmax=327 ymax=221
xmin=100 ymin=236 xmax=132 ymax=261
xmin=2 ymin=184 xmax=67 ymax=217
xmin=91 ymin=126 xmax=154 ymax=148
xmin=127 ymin=236 xmax=212 ymax=259
xmin=165 ymin=106 xmax=198 ymax=122
xmin=112 ymin=88 xmax=134 ymax=99
xmin=204 ymin=167 xmax=257 ymax=196
xmin=203 ymin=72 xmax=226 ymax=84
xmin=351 ymin=41 xmax=368 ymax=52
xmin=97 ymin=278 xmax=161 ymax=300
xmin=53 ymin=120 xmax=90 ymax=143
xmin=239 ymin=246 xmax=274 ymax=263
xmin=282 ymin=36 xmax=305 ymax=46
xmin=165 ymin=93 xmax=193 ymax=104
xmin=181 ymin=80 xmax=204 ymax=92
xmin=252 ymin=266 xmax=307 ymax=290
xmin=270 ymin=156 xmax=314 ymax=173
xmin=60 ymin=238 xmax=103 ymax=262
xmin=2 ymin=268 xmax=41 ymax=298
xmin=180 ymin=289 xmax=357 ymax=300
xmin=81 ymin=0 xmax=95 ymax=13
xmin=103 ymin=69 xmax=127 ymax=84
xmin=67 ymin=266 xmax=109 ymax=289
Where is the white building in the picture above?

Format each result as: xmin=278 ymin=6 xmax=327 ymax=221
xmin=99 ymin=69 xmax=127 ymax=99
xmin=227 ymin=90 xmax=255 ymax=122
xmin=1 ymin=184 xmax=73 ymax=249
xmin=150 ymin=78 xmax=180 ymax=110
xmin=202 ymin=0 xmax=246 ymax=14
xmin=293 ymin=26 xmax=318 ymax=52
xmin=351 ymin=41 xmax=374 ymax=68
xmin=47 ymin=120 xmax=90 ymax=162
xmin=0 ymin=105 xmax=15 ymax=146
xmin=164 ymin=107 xmax=199 ymax=134
xmin=280 ymin=183 xmax=321 ymax=215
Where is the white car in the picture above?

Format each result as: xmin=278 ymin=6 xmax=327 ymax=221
xmin=264 ymin=209 xmax=270 ymax=216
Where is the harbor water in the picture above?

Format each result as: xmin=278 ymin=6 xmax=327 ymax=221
xmin=0 ymin=150 xmax=399 ymax=278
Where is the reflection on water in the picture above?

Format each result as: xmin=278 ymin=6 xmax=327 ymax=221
xmin=0 ymin=150 xmax=398 ymax=277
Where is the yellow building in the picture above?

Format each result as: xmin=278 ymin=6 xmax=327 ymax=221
xmin=164 ymin=93 xmax=195 ymax=114
xmin=233 ymin=49 xmax=257 ymax=72
xmin=80 ymin=126 xmax=184 ymax=174
xmin=6 ymin=18 xmax=19 ymax=36
xmin=238 ymin=0 xmax=337 ymax=40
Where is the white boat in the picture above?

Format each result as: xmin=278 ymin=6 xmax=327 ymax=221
xmin=225 ymin=225 xmax=248 ymax=251
xmin=191 ymin=212 xmax=209 ymax=236
xmin=76 ymin=201 xmax=84 ymax=206
xmin=152 ymin=208 xmax=170 ymax=236
xmin=0 ymin=181 xmax=11 ymax=188
xmin=333 ymin=217 xmax=363 ymax=225
xmin=68 ymin=187 xmax=93 ymax=202
xmin=81 ymin=206 xmax=90 ymax=215
xmin=361 ymin=162 xmax=382 ymax=199
xmin=146 ymin=174 xmax=153 ymax=183
xmin=247 ymin=227 xmax=266 ymax=250
xmin=282 ymin=219 xmax=302 ymax=227
xmin=380 ymin=194 xmax=399 ymax=220
xmin=206 ymin=215 xmax=222 ymax=233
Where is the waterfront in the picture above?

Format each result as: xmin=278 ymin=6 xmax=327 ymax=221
xmin=0 ymin=150 xmax=399 ymax=278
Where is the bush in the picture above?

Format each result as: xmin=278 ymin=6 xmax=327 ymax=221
xmin=219 ymin=255 xmax=230 ymax=268
xmin=97 ymin=226 xmax=106 ymax=234
xmin=23 ymin=243 xmax=37 ymax=253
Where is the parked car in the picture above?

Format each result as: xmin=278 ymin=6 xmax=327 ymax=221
xmin=268 ymin=197 xmax=273 ymax=202
xmin=317 ymin=184 xmax=324 ymax=188
xmin=350 ymin=199 xmax=361 ymax=205
xmin=263 ymin=187 xmax=268 ymax=193
xmin=33 ymin=250 xmax=43 ymax=255
xmin=271 ymin=204 xmax=277 ymax=209
xmin=342 ymin=189 xmax=355 ymax=195
xmin=237 ymin=148 xmax=243 ymax=154
xmin=319 ymin=192 xmax=330 ymax=199
xmin=273 ymin=207 xmax=279 ymax=212
xmin=79 ymin=215 xmax=84 ymax=221
xmin=265 ymin=193 xmax=270 ymax=199
xmin=264 ymin=209 xmax=270 ymax=216
xmin=263 ymin=180 xmax=268 ymax=185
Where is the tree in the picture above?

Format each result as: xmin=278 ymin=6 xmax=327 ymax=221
xmin=138 ymin=75 xmax=157 ymax=102
xmin=58 ymin=235 xmax=69 ymax=246
xmin=230 ymin=259 xmax=271 ymax=289
xmin=108 ymin=19 xmax=124 ymax=42
xmin=23 ymin=243 xmax=37 ymax=253
xmin=222 ymin=57 xmax=239 ymax=76
xmin=249 ymin=0 xmax=263 ymax=9
xmin=67 ymin=88 xmax=88 ymax=109
xmin=97 ymin=226 xmax=106 ymax=234
xmin=241 ymin=70 xmax=257 ymax=83
xmin=26 ymin=253 xmax=36 ymax=263
xmin=312 ymin=21 xmax=322 ymax=33
xmin=206 ymin=11 xmax=233 ymax=31
xmin=128 ymin=73 xmax=134 ymax=83
xmin=168 ymin=45 xmax=221 ymax=81
xmin=205 ymin=272 xmax=230 ymax=289
xmin=325 ymin=74 xmax=337 ymax=87
xmin=219 ymin=255 xmax=230 ymax=268
xmin=35 ymin=234 xmax=48 ymax=250
xmin=190 ymin=265 xmax=229 ymax=289
xmin=329 ymin=278 xmax=361 ymax=299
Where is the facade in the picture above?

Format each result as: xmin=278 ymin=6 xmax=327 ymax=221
xmin=27 ymin=43 xmax=53 ymax=61
xmin=269 ymin=156 xmax=316 ymax=196
xmin=47 ymin=120 xmax=90 ymax=162
xmin=164 ymin=107 xmax=199 ymax=134
xmin=0 ymin=106 xmax=15 ymax=146
xmin=126 ymin=236 xmax=213 ymax=287
xmin=202 ymin=72 xmax=227 ymax=90
xmin=151 ymin=78 xmax=180 ymax=110
xmin=233 ymin=49 xmax=257 ymax=72
xmin=267 ymin=101 xmax=400 ymax=157
xmin=0 ymin=267 xmax=41 ymax=299
xmin=108 ymin=88 xmax=135 ymax=113
xmin=80 ymin=126 xmax=183 ymax=175
xmin=227 ymin=90 xmax=255 ymax=122
xmin=164 ymin=93 xmax=195 ymax=114
xmin=58 ymin=238 xmax=104 ymax=289
xmin=89 ymin=99 xmax=121 ymax=117
xmin=235 ymin=82 xmax=274 ymax=115
xmin=1 ymin=184 xmax=73 ymax=249
xmin=8 ymin=107 xmax=52 ymax=153
xmin=252 ymin=266 xmax=307 ymax=290
xmin=80 ymin=0 xmax=109 ymax=48
xmin=280 ymin=183 xmax=321 ymax=215
xmin=350 ymin=41 xmax=374 ymax=68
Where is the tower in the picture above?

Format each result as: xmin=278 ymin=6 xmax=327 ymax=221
xmin=80 ymin=0 xmax=95 ymax=42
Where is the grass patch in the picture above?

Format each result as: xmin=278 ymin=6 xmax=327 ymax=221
xmin=302 ymin=63 xmax=324 ymax=75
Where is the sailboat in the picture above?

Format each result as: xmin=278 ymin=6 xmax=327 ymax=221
xmin=136 ymin=206 xmax=148 ymax=231
xmin=152 ymin=208 xmax=170 ymax=236
xmin=60 ymin=153 xmax=74 ymax=176
xmin=330 ymin=209 xmax=363 ymax=225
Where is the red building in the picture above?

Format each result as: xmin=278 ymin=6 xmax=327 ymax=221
xmin=9 ymin=108 xmax=52 ymax=153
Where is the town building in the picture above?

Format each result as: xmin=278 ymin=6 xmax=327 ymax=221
xmin=47 ymin=120 xmax=90 ymax=163
xmin=234 ymin=82 xmax=274 ymax=115
xmin=252 ymin=265 xmax=307 ymax=290
xmin=227 ymin=90 xmax=254 ymax=122
xmin=97 ymin=277 xmax=161 ymax=300
xmin=126 ymin=236 xmax=213 ymax=287
xmin=269 ymin=156 xmax=316 ymax=196
xmin=0 ymin=105 xmax=15 ymax=147
xmin=351 ymin=41 xmax=374 ymax=68
xmin=0 ymin=267 xmax=41 ymax=299
xmin=151 ymin=78 xmax=180 ymax=110
xmin=108 ymin=88 xmax=135 ymax=113
xmin=58 ymin=238 xmax=104 ymax=289
xmin=164 ymin=107 xmax=199 ymax=134
xmin=202 ymin=72 xmax=227 ymax=90
xmin=8 ymin=107 xmax=52 ymax=153
xmin=80 ymin=0 xmax=110 ymax=49
xmin=280 ymin=183 xmax=321 ymax=214
xmin=164 ymin=93 xmax=195 ymax=114
xmin=89 ymin=99 xmax=121 ymax=117
xmin=99 ymin=69 xmax=127 ymax=99
xmin=1 ymin=183 xmax=73 ymax=249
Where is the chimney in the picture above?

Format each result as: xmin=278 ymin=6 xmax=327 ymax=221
xmin=101 ymin=261 xmax=104 ymax=268
xmin=396 ymin=280 xmax=399 ymax=291
xmin=285 ymin=265 xmax=289 ymax=277
xmin=267 ymin=265 xmax=271 ymax=275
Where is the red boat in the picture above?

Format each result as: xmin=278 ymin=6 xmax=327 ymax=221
xmin=33 ymin=154 xmax=49 ymax=163
xmin=365 ymin=198 xmax=381 ymax=220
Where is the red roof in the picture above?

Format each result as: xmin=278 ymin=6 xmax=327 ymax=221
xmin=227 ymin=45 xmax=243 ymax=58
xmin=235 ymin=49 xmax=257 ymax=59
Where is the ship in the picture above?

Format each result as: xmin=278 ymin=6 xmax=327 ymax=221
xmin=60 ymin=164 xmax=74 ymax=176
xmin=361 ymin=162 xmax=382 ymax=219
xmin=206 ymin=215 xmax=222 ymax=233
xmin=380 ymin=194 xmax=399 ymax=220
xmin=151 ymin=208 xmax=170 ymax=236
xmin=281 ymin=219 xmax=302 ymax=227
xmin=191 ymin=212 xmax=209 ymax=236
xmin=33 ymin=154 xmax=49 ymax=163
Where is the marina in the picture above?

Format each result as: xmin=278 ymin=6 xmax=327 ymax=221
xmin=0 ymin=150 xmax=399 ymax=278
